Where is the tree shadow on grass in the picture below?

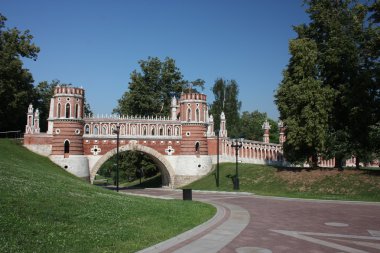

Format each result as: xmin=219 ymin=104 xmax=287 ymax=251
xmin=273 ymin=165 xmax=337 ymax=173
xmin=272 ymin=165 xmax=380 ymax=176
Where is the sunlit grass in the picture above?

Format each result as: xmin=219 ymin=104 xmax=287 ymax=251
xmin=185 ymin=163 xmax=380 ymax=201
xmin=0 ymin=139 xmax=215 ymax=253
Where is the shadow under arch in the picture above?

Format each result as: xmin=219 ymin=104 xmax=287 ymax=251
xmin=90 ymin=143 xmax=175 ymax=188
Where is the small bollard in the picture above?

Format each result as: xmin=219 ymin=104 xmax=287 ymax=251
xmin=183 ymin=189 xmax=192 ymax=201
xmin=233 ymin=177 xmax=240 ymax=190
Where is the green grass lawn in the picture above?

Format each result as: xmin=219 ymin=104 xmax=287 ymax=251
xmin=0 ymin=139 xmax=215 ymax=253
xmin=185 ymin=163 xmax=380 ymax=201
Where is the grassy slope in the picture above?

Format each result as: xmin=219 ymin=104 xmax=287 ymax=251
xmin=0 ymin=140 xmax=215 ymax=253
xmin=185 ymin=163 xmax=380 ymax=201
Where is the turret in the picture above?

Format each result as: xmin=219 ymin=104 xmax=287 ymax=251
xmin=179 ymin=93 xmax=209 ymax=155
xmin=262 ymin=119 xmax=271 ymax=143
xmin=33 ymin=109 xmax=40 ymax=134
xmin=219 ymin=112 xmax=227 ymax=137
xmin=278 ymin=120 xmax=286 ymax=145
xmin=25 ymin=104 xmax=34 ymax=134
xmin=207 ymin=114 xmax=214 ymax=136
xmin=170 ymin=96 xmax=178 ymax=120
xmin=50 ymin=86 xmax=85 ymax=157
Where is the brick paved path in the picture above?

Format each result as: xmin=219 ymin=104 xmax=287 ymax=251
xmin=125 ymin=189 xmax=380 ymax=253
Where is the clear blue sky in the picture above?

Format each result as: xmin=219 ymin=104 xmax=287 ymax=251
xmin=2 ymin=0 xmax=309 ymax=119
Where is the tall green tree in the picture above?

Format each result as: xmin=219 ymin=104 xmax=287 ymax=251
xmin=114 ymin=57 xmax=204 ymax=116
xmin=275 ymin=38 xmax=335 ymax=167
xmin=240 ymin=110 xmax=279 ymax=143
xmin=281 ymin=0 xmax=379 ymax=168
xmin=209 ymin=78 xmax=241 ymax=137
xmin=113 ymin=57 xmax=203 ymax=177
xmin=0 ymin=14 xmax=40 ymax=131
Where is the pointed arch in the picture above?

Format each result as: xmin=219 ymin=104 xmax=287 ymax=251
xmin=57 ymin=103 xmax=61 ymax=118
xmin=75 ymin=104 xmax=79 ymax=118
xmin=102 ymin=125 xmax=108 ymax=135
xmin=93 ymin=125 xmax=99 ymax=135
xmin=84 ymin=124 xmax=90 ymax=134
xmin=65 ymin=103 xmax=71 ymax=118
xmin=64 ymin=140 xmax=70 ymax=158
xmin=195 ymin=108 xmax=200 ymax=122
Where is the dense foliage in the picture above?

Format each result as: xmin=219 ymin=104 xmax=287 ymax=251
xmin=114 ymin=57 xmax=204 ymax=116
xmin=97 ymin=151 xmax=159 ymax=184
xmin=276 ymin=0 xmax=380 ymax=168
xmin=239 ymin=110 xmax=279 ymax=143
xmin=0 ymin=14 xmax=39 ymax=131
xmin=209 ymin=78 xmax=242 ymax=137
xmin=210 ymin=78 xmax=279 ymax=141
xmin=0 ymin=14 xmax=92 ymax=133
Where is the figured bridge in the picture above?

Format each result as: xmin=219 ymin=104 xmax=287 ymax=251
xmin=24 ymin=86 xmax=286 ymax=188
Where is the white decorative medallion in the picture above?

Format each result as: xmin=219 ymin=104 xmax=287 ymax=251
xmin=165 ymin=146 xmax=175 ymax=156
xmin=91 ymin=145 xmax=101 ymax=155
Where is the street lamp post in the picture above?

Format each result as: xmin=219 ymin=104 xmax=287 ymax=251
xmin=113 ymin=125 xmax=120 ymax=192
xmin=231 ymin=139 xmax=242 ymax=190
xmin=216 ymin=130 xmax=220 ymax=187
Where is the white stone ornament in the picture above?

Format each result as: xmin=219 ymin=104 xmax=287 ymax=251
xmin=91 ymin=145 xmax=101 ymax=155
xmin=165 ymin=146 xmax=175 ymax=156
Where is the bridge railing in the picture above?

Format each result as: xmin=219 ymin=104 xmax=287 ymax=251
xmin=221 ymin=138 xmax=284 ymax=164
xmin=0 ymin=130 xmax=23 ymax=139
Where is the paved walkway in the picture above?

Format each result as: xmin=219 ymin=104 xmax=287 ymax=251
xmin=124 ymin=189 xmax=380 ymax=253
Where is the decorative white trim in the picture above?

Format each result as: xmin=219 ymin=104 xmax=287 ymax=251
xmin=90 ymin=145 xmax=101 ymax=155
xmin=165 ymin=146 xmax=175 ymax=155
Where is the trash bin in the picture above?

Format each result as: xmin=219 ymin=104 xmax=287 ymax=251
xmin=233 ymin=177 xmax=240 ymax=190
xmin=183 ymin=189 xmax=192 ymax=201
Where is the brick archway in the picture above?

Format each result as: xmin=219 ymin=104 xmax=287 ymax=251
xmin=89 ymin=143 xmax=175 ymax=188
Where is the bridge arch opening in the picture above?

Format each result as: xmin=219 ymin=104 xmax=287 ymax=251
xmin=90 ymin=144 xmax=175 ymax=188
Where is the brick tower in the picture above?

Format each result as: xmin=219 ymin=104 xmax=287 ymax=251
xmin=179 ymin=93 xmax=209 ymax=156
xmin=49 ymin=86 xmax=85 ymax=157
xmin=262 ymin=119 xmax=271 ymax=143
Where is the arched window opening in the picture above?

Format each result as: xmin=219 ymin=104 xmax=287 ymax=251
xmin=196 ymin=109 xmax=200 ymax=122
xmin=57 ymin=103 xmax=61 ymax=118
xmin=132 ymin=125 xmax=136 ymax=135
xmin=93 ymin=126 xmax=99 ymax=135
xmin=167 ymin=128 xmax=172 ymax=136
xmin=85 ymin=125 xmax=90 ymax=134
xmin=151 ymin=128 xmax=155 ymax=136
xmin=143 ymin=127 xmax=147 ymax=136
xmin=64 ymin=140 xmax=70 ymax=155
xmin=175 ymin=126 xmax=180 ymax=136
xmin=195 ymin=142 xmax=200 ymax=153
xmin=187 ymin=108 xmax=191 ymax=122
xmin=65 ymin=103 xmax=70 ymax=118
xmin=75 ymin=104 xmax=79 ymax=118
xmin=102 ymin=126 xmax=107 ymax=135
xmin=159 ymin=128 xmax=163 ymax=136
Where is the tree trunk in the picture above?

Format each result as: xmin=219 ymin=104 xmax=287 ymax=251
xmin=335 ymin=156 xmax=344 ymax=171
xmin=355 ymin=156 xmax=360 ymax=170
xmin=311 ymin=154 xmax=319 ymax=169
